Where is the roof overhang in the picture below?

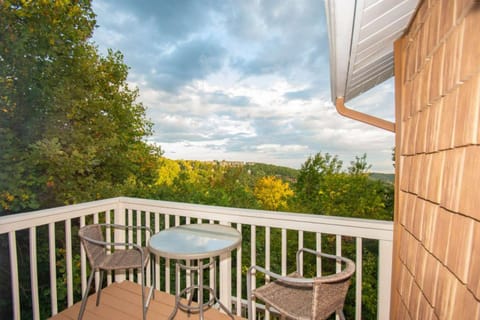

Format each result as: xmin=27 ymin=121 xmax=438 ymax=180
xmin=325 ymin=0 xmax=419 ymax=103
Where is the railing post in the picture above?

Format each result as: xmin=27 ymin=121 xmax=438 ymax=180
xmin=114 ymin=200 xmax=126 ymax=282
xmin=219 ymin=252 xmax=232 ymax=312
xmin=378 ymin=239 xmax=393 ymax=320
xmin=219 ymin=221 xmax=233 ymax=312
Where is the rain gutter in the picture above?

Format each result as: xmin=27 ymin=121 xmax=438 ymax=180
xmin=335 ymin=97 xmax=395 ymax=132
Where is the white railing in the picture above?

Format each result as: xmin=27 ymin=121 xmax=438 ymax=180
xmin=0 ymin=197 xmax=393 ymax=320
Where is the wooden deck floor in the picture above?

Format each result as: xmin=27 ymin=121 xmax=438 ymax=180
xmin=49 ymin=281 xmax=244 ymax=320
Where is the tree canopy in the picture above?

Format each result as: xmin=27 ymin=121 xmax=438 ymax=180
xmin=254 ymin=176 xmax=293 ymax=211
xmin=295 ymin=152 xmax=393 ymax=219
xmin=0 ymin=0 xmax=160 ymax=214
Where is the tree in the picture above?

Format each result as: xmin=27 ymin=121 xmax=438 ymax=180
xmin=0 ymin=2 xmax=162 ymax=317
xmin=156 ymin=157 xmax=181 ymax=186
xmin=294 ymin=152 xmax=393 ymax=219
xmin=254 ymin=176 xmax=293 ymax=211
xmin=0 ymin=0 xmax=160 ymax=213
xmin=294 ymin=152 xmax=342 ymax=212
xmin=348 ymin=153 xmax=372 ymax=175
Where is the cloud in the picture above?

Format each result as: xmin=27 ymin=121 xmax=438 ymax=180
xmin=92 ymin=0 xmax=396 ymax=172
xmin=284 ymin=88 xmax=316 ymax=101
xmin=204 ymin=91 xmax=251 ymax=107
xmin=148 ymin=38 xmax=227 ymax=91
xmin=93 ymin=0 xmax=214 ymax=44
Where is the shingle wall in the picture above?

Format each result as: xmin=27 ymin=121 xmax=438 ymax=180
xmin=392 ymin=0 xmax=480 ymax=318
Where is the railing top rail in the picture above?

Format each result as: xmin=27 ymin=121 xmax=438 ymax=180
xmin=118 ymin=197 xmax=393 ymax=241
xmin=0 ymin=198 xmax=121 ymax=233
xmin=0 ymin=197 xmax=393 ymax=240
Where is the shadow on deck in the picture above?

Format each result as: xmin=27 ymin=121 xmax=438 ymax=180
xmin=49 ymin=281 xmax=244 ymax=320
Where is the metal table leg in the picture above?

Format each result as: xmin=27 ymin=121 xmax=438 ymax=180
xmin=167 ymin=258 xmax=234 ymax=320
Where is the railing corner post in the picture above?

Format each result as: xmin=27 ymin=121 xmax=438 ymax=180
xmin=378 ymin=239 xmax=393 ymax=320
xmin=114 ymin=200 xmax=127 ymax=282
xmin=219 ymin=252 xmax=232 ymax=313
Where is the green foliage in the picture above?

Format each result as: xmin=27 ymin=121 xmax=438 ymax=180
xmin=253 ymin=176 xmax=293 ymax=211
xmin=0 ymin=2 xmax=159 ymax=318
xmin=152 ymin=160 xmax=259 ymax=208
xmin=295 ymin=152 xmax=343 ymax=210
xmin=295 ymin=152 xmax=393 ymax=220
xmin=0 ymin=0 xmax=160 ymax=213
xmin=316 ymin=173 xmax=393 ymax=219
xmin=348 ymin=153 xmax=372 ymax=175
xmin=245 ymin=162 xmax=299 ymax=181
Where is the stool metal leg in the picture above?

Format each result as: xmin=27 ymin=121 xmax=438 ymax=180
xmin=78 ymin=268 xmax=95 ymax=320
xmin=96 ymin=270 xmax=104 ymax=306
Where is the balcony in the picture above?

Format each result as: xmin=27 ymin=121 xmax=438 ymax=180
xmin=0 ymin=197 xmax=393 ymax=320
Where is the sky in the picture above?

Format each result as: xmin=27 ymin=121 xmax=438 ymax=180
xmin=91 ymin=0 xmax=395 ymax=172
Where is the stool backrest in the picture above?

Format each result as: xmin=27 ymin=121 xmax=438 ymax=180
xmin=312 ymin=257 xmax=355 ymax=318
xmin=79 ymin=224 xmax=106 ymax=268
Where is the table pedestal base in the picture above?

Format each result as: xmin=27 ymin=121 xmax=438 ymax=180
xmin=168 ymin=259 xmax=234 ymax=320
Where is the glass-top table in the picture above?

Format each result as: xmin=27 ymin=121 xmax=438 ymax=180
xmin=149 ymin=223 xmax=241 ymax=319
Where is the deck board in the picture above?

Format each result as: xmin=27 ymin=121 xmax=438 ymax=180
xmin=49 ymin=281 xmax=244 ymax=320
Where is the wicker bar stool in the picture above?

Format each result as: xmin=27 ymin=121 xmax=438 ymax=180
xmin=78 ymin=224 xmax=153 ymax=320
xmin=247 ymin=248 xmax=355 ymax=320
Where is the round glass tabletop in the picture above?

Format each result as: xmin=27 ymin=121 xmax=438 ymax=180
xmin=148 ymin=224 xmax=242 ymax=260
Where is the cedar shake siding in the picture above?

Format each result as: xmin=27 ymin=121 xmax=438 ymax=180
xmin=392 ymin=0 xmax=480 ymax=318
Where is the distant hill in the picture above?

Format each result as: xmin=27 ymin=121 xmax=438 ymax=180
xmin=244 ymin=162 xmax=299 ymax=182
xmin=178 ymin=159 xmax=393 ymax=185
xmin=369 ymin=172 xmax=395 ymax=184
xmin=221 ymin=161 xmax=394 ymax=185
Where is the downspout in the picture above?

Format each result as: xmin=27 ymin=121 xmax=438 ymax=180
xmin=335 ymin=97 xmax=395 ymax=132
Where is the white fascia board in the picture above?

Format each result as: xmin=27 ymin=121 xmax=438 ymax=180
xmin=325 ymin=0 xmax=356 ymax=103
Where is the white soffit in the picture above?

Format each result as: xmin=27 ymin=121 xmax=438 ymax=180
xmin=325 ymin=0 xmax=419 ymax=103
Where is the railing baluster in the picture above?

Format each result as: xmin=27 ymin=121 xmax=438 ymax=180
xmin=265 ymin=226 xmax=270 ymax=320
xmin=185 ymin=217 xmax=191 ymax=301
xmin=298 ymin=230 xmax=304 ymax=271
xmin=105 ymin=211 xmax=112 ymax=285
xmin=281 ymin=228 xmax=286 ymax=276
xmin=136 ymin=210 xmax=142 ymax=285
xmin=236 ymin=223 xmax=242 ymax=316
xmin=265 ymin=226 xmax=270 ymax=281
xmin=128 ymin=209 xmax=133 ymax=281
xmin=8 ymin=231 xmax=20 ymax=320
xmin=29 ymin=227 xmax=40 ymax=319
xmin=49 ymin=222 xmax=58 ymax=315
xmin=251 ymin=224 xmax=256 ymax=320
xmin=209 ymin=219 xmax=215 ymax=300
xmin=336 ymin=234 xmax=342 ymax=272
xmin=355 ymin=237 xmax=363 ymax=320
xmin=65 ymin=219 xmax=73 ymax=307
xmin=316 ymin=232 xmax=322 ymax=276
xmin=175 ymin=213 xmax=180 ymax=296
xmin=146 ymin=211 xmax=152 ymax=288
xmin=165 ymin=214 xmax=170 ymax=294
xmin=335 ymin=235 xmax=342 ymax=320
xmin=94 ymin=212 xmax=100 ymax=287
xmin=155 ymin=213 xmax=160 ymax=290
xmin=79 ymin=217 xmax=86 ymax=296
